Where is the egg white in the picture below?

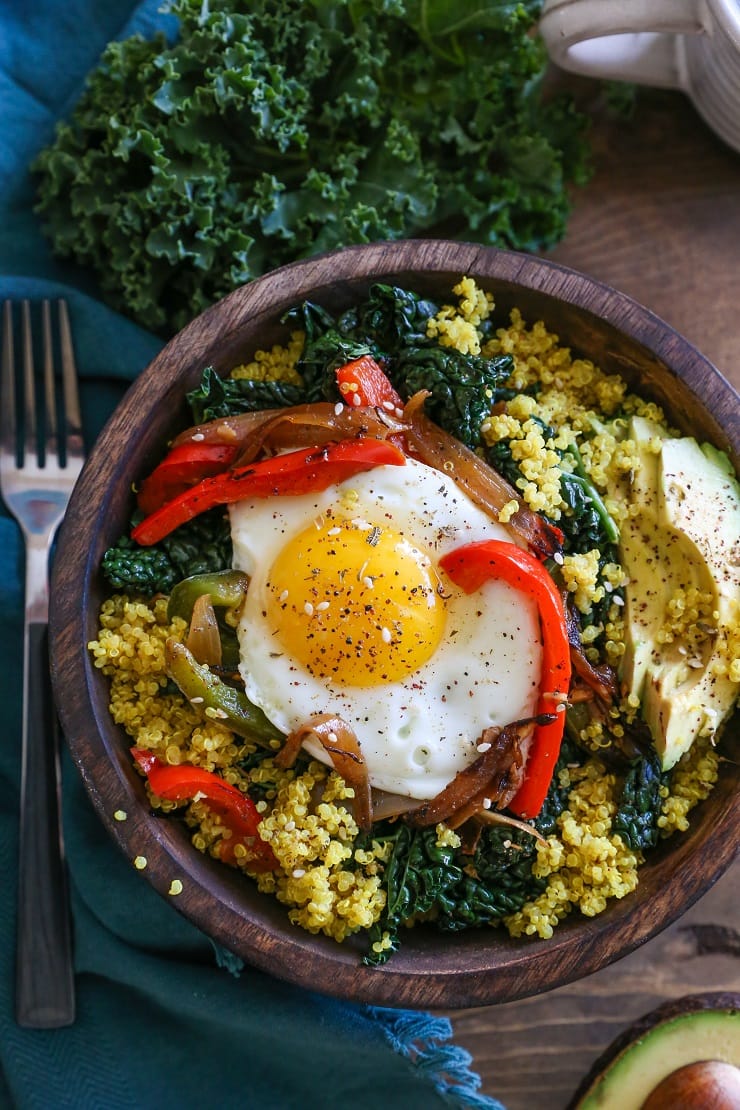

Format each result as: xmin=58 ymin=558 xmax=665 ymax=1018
xmin=230 ymin=454 xmax=542 ymax=799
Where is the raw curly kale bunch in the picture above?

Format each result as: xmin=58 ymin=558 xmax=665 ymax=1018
xmin=33 ymin=0 xmax=590 ymax=335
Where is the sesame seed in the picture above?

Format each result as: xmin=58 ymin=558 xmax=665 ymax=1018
xmin=304 ymin=602 xmax=314 ymax=616
xmin=351 ymin=393 xmax=362 ymax=407
xmin=477 ymin=742 xmax=491 ymax=752
xmin=327 ymin=732 xmax=338 ymax=744
xmin=316 ymin=600 xmax=330 ymax=612
xmin=612 ymin=595 xmax=625 ymax=606
xmin=327 ymin=526 xmax=341 ymax=536
xmin=553 ymin=551 xmax=565 ymax=565
xmin=292 ymin=868 xmax=306 ymax=878
xmin=280 ymin=589 xmax=289 ymax=602
xmin=190 ymin=696 xmax=204 ymax=704
xmin=381 ymin=627 xmax=392 ymax=643
xmin=482 ymin=798 xmax=492 ymax=810
xmin=334 ymin=402 xmax=344 ymax=415
xmin=192 ymin=432 xmax=205 ymax=442
xmin=363 ymin=577 xmax=374 ymax=589
xmin=382 ymin=400 xmax=395 ymax=411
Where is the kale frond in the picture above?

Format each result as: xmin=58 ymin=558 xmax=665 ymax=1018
xmin=102 ymin=510 xmax=233 ymax=595
xmin=187 ymin=365 xmax=304 ymax=422
xmin=33 ymin=0 xmax=590 ymax=335
xmin=613 ymin=749 xmax=669 ymax=852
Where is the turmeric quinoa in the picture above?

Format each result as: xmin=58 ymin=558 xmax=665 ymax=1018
xmin=90 ymin=278 xmax=736 ymax=961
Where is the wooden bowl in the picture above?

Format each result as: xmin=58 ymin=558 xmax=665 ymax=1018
xmin=50 ymin=240 xmax=740 ymax=1009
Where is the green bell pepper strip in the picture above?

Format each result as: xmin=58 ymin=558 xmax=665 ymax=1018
xmin=131 ymin=437 xmax=406 ymax=546
xmin=438 ymin=540 xmax=572 ymax=819
xmin=165 ymin=638 xmax=284 ymax=747
xmin=167 ymin=570 xmax=249 ymax=624
xmin=167 ymin=571 xmax=249 ymax=671
xmin=131 ymin=748 xmax=277 ymax=870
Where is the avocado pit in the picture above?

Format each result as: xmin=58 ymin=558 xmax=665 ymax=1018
xmin=641 ymin=1060 xmax=740 ymax=1110
xmin=570 ymin=993 xmax=740 ymax=1110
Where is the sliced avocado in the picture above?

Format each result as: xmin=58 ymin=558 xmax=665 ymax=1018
xmin=570 ymin=992 xmax=740 ymax=1109
xmin=617 ymin=416 xmax=740 ymax=769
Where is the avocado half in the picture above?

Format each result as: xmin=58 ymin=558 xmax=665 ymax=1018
xmin=568 ymin=992 xmax=740 ymax=1109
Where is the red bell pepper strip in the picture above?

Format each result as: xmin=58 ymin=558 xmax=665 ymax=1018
xmin=131 ymin=748 xmax=277 ymax=870
xmin=137 ymin=442 xmax=240 ymax=515
xmin=439 ymin=540 xmax=571 ymax=819
xmin=336 ymin=356 xmax=404 ymax=412
xmin=131 ymin=437 xmax=406 ymax=546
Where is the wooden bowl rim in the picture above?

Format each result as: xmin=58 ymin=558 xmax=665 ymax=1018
xmin=50 ymin=240 xmax=739 ymax=1009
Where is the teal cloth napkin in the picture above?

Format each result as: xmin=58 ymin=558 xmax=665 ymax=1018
xmin=0 ymin=3 xmax=504 ymax=1107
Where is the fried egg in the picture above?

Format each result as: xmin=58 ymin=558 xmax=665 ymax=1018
xmin=230 ymin=453 xmax=542 ymax=799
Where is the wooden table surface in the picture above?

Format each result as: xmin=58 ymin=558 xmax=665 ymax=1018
xmin=447 ymin=79 xmax=740 ymax=1110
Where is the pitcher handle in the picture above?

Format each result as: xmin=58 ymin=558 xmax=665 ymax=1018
xmin=539 ymin=0 xmax=708 ymax=89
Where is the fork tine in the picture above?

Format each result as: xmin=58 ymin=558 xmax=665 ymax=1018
xmin=57 ymin=300 xmax=83 ymax=462
xmin=41 ymin=301 xmax=58 ymax=458
xmin=21 ymin=301 xmax=36 ymax=465
xmin=1 ymin=301 xmax=15 ymax=462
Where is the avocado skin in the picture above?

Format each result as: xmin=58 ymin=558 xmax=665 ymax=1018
xmin=568 ymin=993 xmax=740 ymax=1109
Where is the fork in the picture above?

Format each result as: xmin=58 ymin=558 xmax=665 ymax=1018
xmin=1 ymin=299 xmax=82 ymax=1028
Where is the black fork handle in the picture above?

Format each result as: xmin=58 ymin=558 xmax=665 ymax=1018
xmin=16 ymin=621 xmax=75 ymax=1028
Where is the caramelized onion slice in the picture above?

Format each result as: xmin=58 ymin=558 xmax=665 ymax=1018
xmin=405 ymin=718 xmax=538 ymax=829
xmin=275 ymin=713 xmax=372 ymax=832
xmin=474 ymin=809 xmax=547 ymax=843
xmin=172 ymin=403 xmax=398 ymax=461
xmin=186 ymin=594 xmax=222 ymax=668
xmin=370 ymin=789 xmax=420 ymax=821
xmin=564 ymin=594 xmax=619 ymax=701
xmin=172 ymin=408 xmax=284 ymax=448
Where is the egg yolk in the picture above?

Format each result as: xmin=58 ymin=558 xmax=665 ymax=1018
xmin=265 ymin=516 xmax=447 ymax=686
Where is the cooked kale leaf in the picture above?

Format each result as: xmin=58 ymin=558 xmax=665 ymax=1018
xmin=102 ymin=510 xmax=233 ymax=594
xmin=187 ymin=365 xmax=304 ymax=422
xmin=392 ymin=344 xmax=512 ymax=446
xmin=284 ymin=283 xmax=514 ymax=446
xmin=613 ymin=749 xmax=669 ymax=852
xmin=363 ymin=735 xmax=582 ymax=964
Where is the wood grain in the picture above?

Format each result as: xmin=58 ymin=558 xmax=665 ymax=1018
xmin=448 ymin=80 xmax=740 ymax=1107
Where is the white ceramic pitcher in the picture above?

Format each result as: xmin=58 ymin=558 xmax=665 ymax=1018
xmin=539 ymin=0 xmax=740 ymax=153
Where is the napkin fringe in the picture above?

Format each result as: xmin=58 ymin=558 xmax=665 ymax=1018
xmin=210 ymin=942 xmax=505 ymax=1108
xmin=366 ymin=1006 xmax=507 ymax=1110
